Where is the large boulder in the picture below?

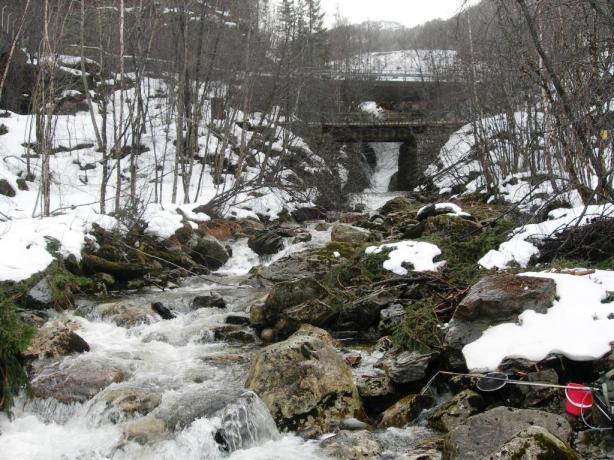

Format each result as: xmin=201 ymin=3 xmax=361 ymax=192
xmin=444 ymin=406 xmax=572 ymax=459
xmin=453 ymin=274 xmax=557 ymax=322
xmin=275 ymin=299 xmax=339 ymax=337
xmin=31 ymin=357 xmax=126 ymax=403
xmin=330 ymin=223 xmax=371 ymax=243
xmin=445 ymin=274 xmax=557 ymax=368
xmin=489 ymin=426 xmax=579 ymax=459
xmin=250 ymin=277 xmax=329 ymax=329
xmin=192 ymin=235 xmax=230 ymax=270
xmin=379 ymin=196 xmax=412 ymax=215
xmin=245 ymin=326 xmax=361 ymax=436
xmin=248 ymin=230 xmax=284 ymax=256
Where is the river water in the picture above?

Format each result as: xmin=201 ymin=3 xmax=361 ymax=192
xmin=0 ymin=143 xmax=416 ymax=460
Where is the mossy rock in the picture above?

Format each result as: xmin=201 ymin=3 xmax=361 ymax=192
xmin=82 ymin=254 xmax=149 ymax=281
xmin=379 ymin=196 xmax=413 ymax=215
xmin=423 ymin=215 xmax=482 ymax=241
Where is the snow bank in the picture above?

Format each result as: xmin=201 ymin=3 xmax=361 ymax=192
xmin=365 ymin=240 xmax=445 ymax=275
xmin=479 ymin=204 xmax=614 ymax=269
xmin=0 ymin=210 xmax=117 ymax=282
xmin=463 ymin=270 xmax=614 ymax=371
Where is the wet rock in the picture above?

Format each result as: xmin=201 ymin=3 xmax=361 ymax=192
xmin=331 ymin=223 xmax=371 ymax=243
xmin=0 ymin=178 xmax=16 ymax=197
xmin=444 ymin=406 xmax=572 ymax=459
xmin=97 ymin=301 xmax=160 ymax=327
xmin=291 ymin=207 xmax=325 ymax=223
xmin=427 ymin=390 xmax=485 ymax=433
xmin=489 ymin=426 xmax=579 ymax=459
xmin=292 ymin=231 xmax=312 ymax=244
xmin=355 ymin=369 xmax=394 ymax=399
xmin=314 ymin=222 xmax=330 ymax=231
xmin=248 ymin=230 xmax=285 ymax=256
xmin=275 ymin=299 xmax=339 ymax=337
xmin=215 ymin=391 xmax=281 ymax=453
xmin=250 ymin=277 xmax=328 ymax=329
xmin=124 ymin=416 xmax=168 ymax=444
xmin=31 ymin=357 xmax=125 ymax=403
xmin=155 ymin=387 xmax=243 ymax=430
xmin=23 ymin=277 xmax=54 ymax=310
xmin=379 ymin=196 xmax=412 ymax=215
xmin=245 ymin=326 xmax=361 ymax=436
xmin=192 ymin=235 xmax=230 ymax=270
xmin=225 ymin=314 xmax=250 ymax=326
xmin=192 ymin=293 xmax=226 ymax=309
xmin=378 ymin=394 xmax=434 ymax=428
xmin=454 ymin=274 xmax=557 ymax=322
xmin=151 ymin=302 xmax=175 ymax=320
xmin=382 ymin=350 xmax=439 ymax=384
xmin=341 ymin=418 xmax=369 ymax=430
xmin=345 ymin=352 xmax=362 ymax=367
xmin=212 ymin=325 xmax=256 ymax=343
xmin=378 ymin=304 xmax=406 ymax=335
xmin=18 ymin=309 xmax=49 ymax=327
xmin=25 ymin=323 xmax=90 ymax=359
xmin=321 ymin=430 xmax=383 ymax=459
xmin=260 ymin=328 xmax=276 ymax=343
xmin=94 ymin=385 xmax=162 ymax=423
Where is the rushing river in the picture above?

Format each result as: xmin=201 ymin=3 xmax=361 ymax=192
xmin=0 ymin=143 xmax=412 ymax=460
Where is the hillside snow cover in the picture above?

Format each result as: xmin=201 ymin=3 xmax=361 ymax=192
xmin=0 ymin=78 xmax=328 ymax=283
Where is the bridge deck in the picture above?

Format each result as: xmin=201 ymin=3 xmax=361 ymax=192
xmin=287 ymin=119 xmax=464 ymax=142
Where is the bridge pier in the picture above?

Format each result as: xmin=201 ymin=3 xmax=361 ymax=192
xmin=395 ymin=138 xmax=418 ymax=191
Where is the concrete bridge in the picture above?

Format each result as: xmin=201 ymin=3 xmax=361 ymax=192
xmin=286 ymin=114 xmax=464 ymax=190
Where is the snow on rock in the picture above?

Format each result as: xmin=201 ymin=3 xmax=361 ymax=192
xmin=479 ymin=204 xmax=614 ymax=269
xmin=0 ymin=209 xmax=117 ymax=282
xmin=365 ymin=240 xmax=445 ymax=275
xmin=463 ymin=270 xmax=614 ymax=371
xmin=142 ymin=205 xmax=185 ymax=240
xmin=416 ymin=202 xmax=471 ymax=219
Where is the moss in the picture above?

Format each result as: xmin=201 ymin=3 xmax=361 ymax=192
xmin=422 ymin=218 xmax=515 ymax=286
xmin=46 ymin=261 xmax=92 ymax=309
xmin=0 ymin=299 xmax=36 ymax=418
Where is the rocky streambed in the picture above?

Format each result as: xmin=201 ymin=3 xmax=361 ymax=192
xmin=1 ymin=195 xmax=613 ymax=459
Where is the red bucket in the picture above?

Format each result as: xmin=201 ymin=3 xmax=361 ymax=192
xmin=565 ymin=383 xmax=593 ymax=416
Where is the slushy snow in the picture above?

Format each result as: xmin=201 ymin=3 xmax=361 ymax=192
xmin=463 ymin=270 xmax=614 ymax=371
xmin=365 ymin=240 xmax=445 ymax=275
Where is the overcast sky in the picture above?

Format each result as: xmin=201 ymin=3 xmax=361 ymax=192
xmin=320 ymin=0 xmax=473 ymax=28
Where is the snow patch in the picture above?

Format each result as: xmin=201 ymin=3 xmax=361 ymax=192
xmin=365 ymin=240 xmax=445 ymax=275
xmin=463 ymin=270 xmax=614 ymax=371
